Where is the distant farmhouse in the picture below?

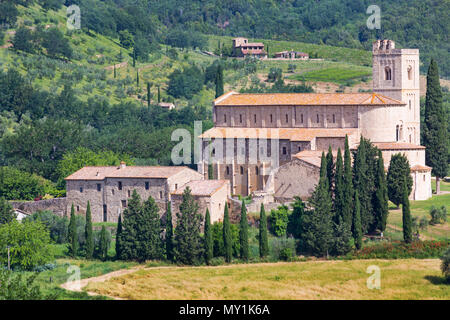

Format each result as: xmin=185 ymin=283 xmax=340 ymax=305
xmin=65 ymin=163 xmax=230 ymax=223
xmin=158 ymin=102 xmax=175 ymax=110
xmin=232 ymin=37 xmax=267 ymax=59
xmin=274 ymin=50 xmax=309 ymax=60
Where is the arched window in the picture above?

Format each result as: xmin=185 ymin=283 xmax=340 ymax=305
xmin=396 ymin=125 xmax=400 ymax=141
xmin=270 ymin=114 xmax=273 ymax=123
xmin=254 ymin=114 xmax=257 ymax=123
xmin=240 ymin=166 xmax=244 ymax=175
xmin=316 ymin=114 xmax=320 ymax=123
xmin=239 ymin=114 xmax=243 ymax=123
xmin=224 ymin=114 xmax=227 ymax=123
xmin=332 ymin=114 xmax=336 ymax=123
xmin=300 ymin=114 xmax=304 ymax=123
xmin=407 ymin=66 xmax=412 ymax=80
xmin=385 ymin=66 xmax=392 ymax=80
xmin=226 ymin=166 xmax=230 ymax=175
xmin=285 ymin=114 xmax=288 ymax=123
xmin=255 ymin=166 xmax=259 ymax=175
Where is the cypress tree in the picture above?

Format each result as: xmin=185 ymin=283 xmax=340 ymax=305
xmin=99 ymin=226 xmax=108 ymax=261
xmin=215 ymin=64 xmax=224 ymax=98
xmin=118 ymin=190 xmax=141 ymax=260
xmin=353 ymin=136 xmax=372 ymax=233
xmin=319 ymin=151 xmax=327 ymax=180
xmin=157 ymin=85 xmax=161 ymax=103
xmin=223 ymin=203 xmax=232 ymax=263
xmin=115 ymin=213 xmax=122 ymax=260
xmin=326 ymin=145 xmax=334 ymax=195
xmin=374 ymin=150 xmax=389 ymax=232
xmin=402 ymin=178 xmax=413 ymax=243
xmin=174 ymin=187 xmax=204 ymax=265
xmin=423 ymin=59 xmax=448 ymax=194
xmin=113 ymin=64 xmax=116 ymax=78
xmin=85 ymin=201 xmax=94 ymax=259
xmin=334 ymin=148 xmax=345 ymax=222
xmin=352 ymin=190 xmax=363 ymax=250
xmin=387 ymin=153 xmax=413 ymax=208
xmin=333 ymin=216 xmax=352 ymax=256
xmin=204 ymin=208 xmax=213 ymax=265
xmin=165 ymin=202 xmax=174 ymax=262
xmin=342 ymin=135 xmax=353 ymax=228
xmin=288 ymin=196 xmax=305 ymax=239
xmin=147 ymin=82 xmax=151 ymax=107
xmin=259 ymin=204 xmax=269 ymax=258
xmin=133 ymin=48 xmax=136 ymax=67
xmin=302 ymin=175 xmax=333 ymax=257
xmin=136 ymin=195 xmax=163 ymax=262
xmin=136 ymin=69 xmax=139 ymax=87
xmin=68 ymin=203 xmax=78 ymax=257
xmin=239 ymin=200 xmax=249 ymax=261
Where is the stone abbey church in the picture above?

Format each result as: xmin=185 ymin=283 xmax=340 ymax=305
xmin=64 ymin=40 xmax=432 ymax=223
xmin=199 ymin=40 xmax=432 ymax=203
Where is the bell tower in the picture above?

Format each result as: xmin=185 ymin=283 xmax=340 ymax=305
xmin=372 ymin=40 xmax=420 ymax=144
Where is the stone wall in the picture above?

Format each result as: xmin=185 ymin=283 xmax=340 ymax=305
xmin=215 ymin=105 xmax=359 ymax=129
xmin=11 ymin=198 xmax=67 ymax=217
xmin=273 ymin=158 xmax=320 ymax=201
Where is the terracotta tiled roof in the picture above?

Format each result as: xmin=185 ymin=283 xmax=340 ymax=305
xmin=214 ymin=91 xmax=405 ymax=106
xmin=171 ymin=180 xmax=229 ymax=196
xmin=199 ymin=127 xmax=358 ymax=142
xmin=371 ymin=142 xmax=426 ymax=150
xmin=293 ymin=150 xmax=342 ymax=167
xmin=65 ymin=166 xmax=190 ymax=180
xmin=410 ymin=164 xmax=432 ymax=172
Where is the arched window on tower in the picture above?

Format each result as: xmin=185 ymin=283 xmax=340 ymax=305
xmin=407 ymin=66 xmax=413 ymax=80
xmin=385 ymin=66 xmax=392 ymax=80
xmin=396 ymin=125 xmax=400 ymax=141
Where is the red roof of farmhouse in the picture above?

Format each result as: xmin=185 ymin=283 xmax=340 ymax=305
xmin=65 ymin=165 xmax=191 ymax=180
xmin=214 ymin=92 xmax=405 ymax=106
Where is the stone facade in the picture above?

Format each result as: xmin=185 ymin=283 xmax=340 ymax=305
xmin=170 ymin=180 xmax=231 ymax=228
xmin=65 ymin=165 xmax=206 ymax=222
xmin=200 ymin=40 xmax=432 ymax=201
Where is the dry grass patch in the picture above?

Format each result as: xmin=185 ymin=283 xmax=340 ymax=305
xmin=86 ymin=259 xmax=449 ymax=300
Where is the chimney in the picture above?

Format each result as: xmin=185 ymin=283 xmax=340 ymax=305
xmin=119 ymin=161 xmax=126 ymax=169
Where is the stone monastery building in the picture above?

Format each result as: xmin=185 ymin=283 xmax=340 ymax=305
xmin=65 ymin=164 xmax=230 ymax=223
xmin=199 ymin=40 xmax=432 ymax=203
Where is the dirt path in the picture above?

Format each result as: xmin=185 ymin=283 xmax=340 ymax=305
xmin=61 ymin=266 xmax=145 ymax=299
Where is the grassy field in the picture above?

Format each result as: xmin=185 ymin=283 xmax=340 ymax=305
xmin=28 ymin=258 xmax=138 ymax=299
xmin=85 ymin=259 xmax=449 ymax=300
xmin=431 ymin=179 xmax=450 ymax=193
xmin=287 ymin=65 xmax=372 ymax=85
xmin=384 ymin=193 xmax=449 ymax=241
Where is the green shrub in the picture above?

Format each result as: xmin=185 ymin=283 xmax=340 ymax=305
xmin=269 ymin=205 xmax=289 ymax=237
xmin=348 ymin=240 xmax=449 ymax=260
xmin=429 ymin=205 xmax=447 ymax=225
xmin=270 ymin=237 xmax=296 ymax=261
xmin=441 ymin=248 xmax=450 ymax=282
xmin=25 ymin=210 xmax=69 ymax=244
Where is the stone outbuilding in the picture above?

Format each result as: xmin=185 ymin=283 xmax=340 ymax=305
xmin=65 ymin=163 xmax=204 ymax=222
xmin=170 ymin=179 xmax=231 ymax=226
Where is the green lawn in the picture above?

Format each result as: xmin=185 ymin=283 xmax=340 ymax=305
xmin=431 ymin=179 xmax=450 ymax=193
xmin=385 ymin=193 xmax=449 ymax=241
